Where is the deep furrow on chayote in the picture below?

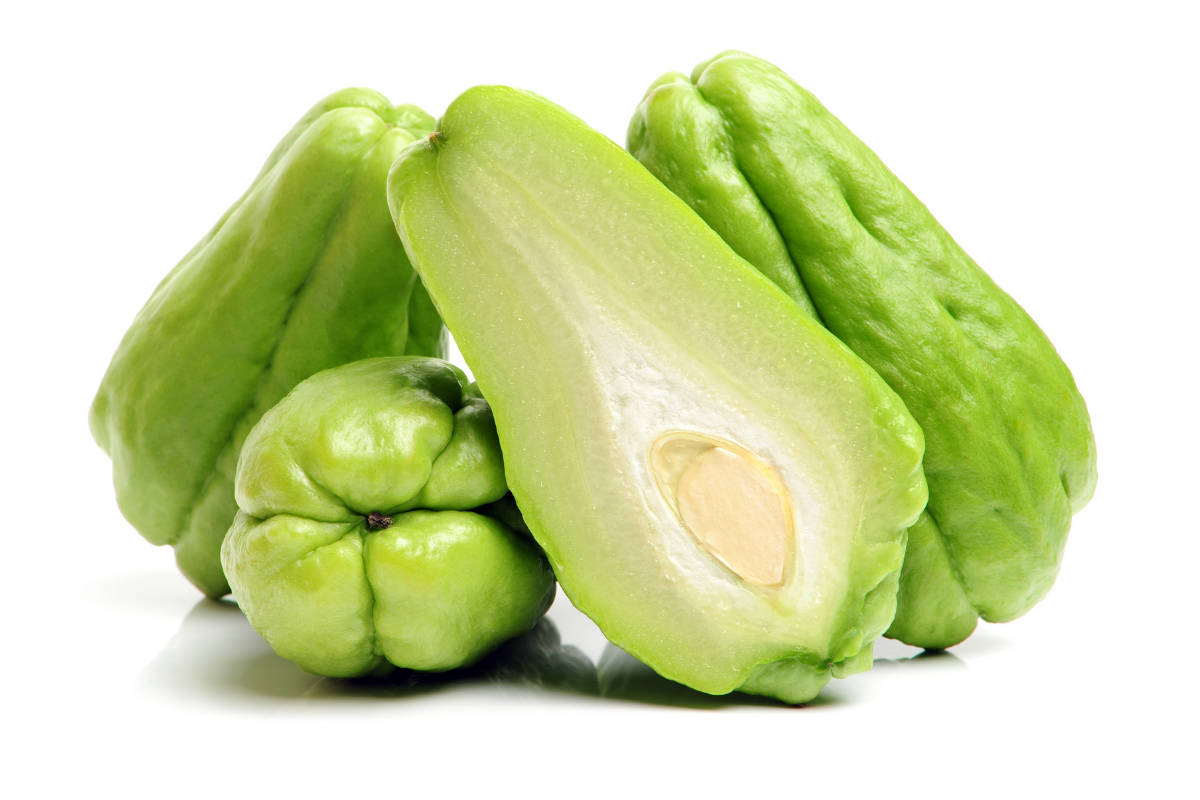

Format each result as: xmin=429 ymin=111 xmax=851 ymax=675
xmin=222 ymin=358 xmax=554 ymax=676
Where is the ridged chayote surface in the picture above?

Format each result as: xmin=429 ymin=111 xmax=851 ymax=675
xmin=629 ymin=52 xmax=1097 ymax=648
xmin=91 ymin=89 xmax=446 ymax=597
xmin=222 ymin=357 xmax=555 ymax=676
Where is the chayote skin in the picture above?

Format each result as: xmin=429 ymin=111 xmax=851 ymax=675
xmin=629 ymin=51 xmax=1098 ymax=648
xmin=389 ymin=86 xmax=927 ymax=703
xmin=222 ymin=357 xmax=555 ymax=676
xmin=90 ymin=89 xmax=446 ymax=597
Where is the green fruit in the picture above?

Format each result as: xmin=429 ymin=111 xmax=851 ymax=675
xmin=388 ymin=86 xmax=927 ymax=703
xmin=221 ymin=357 xmax=555 ymax=676
xmin=628 ymin=51 xmax=1097 ymax=648
xmin=90 ymin=89 xmax=446 ymax=597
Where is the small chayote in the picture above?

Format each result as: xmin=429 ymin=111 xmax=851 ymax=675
xmin=221 ymin=357 xmax=555 ymax=676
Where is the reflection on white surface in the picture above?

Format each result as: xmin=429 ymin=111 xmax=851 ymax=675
xmin=80 ymin=570 xmax=199 ymax=613
xmin=596 ymin=639 xmax=964 ymax=709
xmin=141 ymin=598 xmax=324 ymax=700
xmin=872 ymin=644 xmax=966 ymax=672
xmin=142 ymin=592 xmax=965 ymax=709
xmin=596 ymin=644 xmax=786 ymax=708
xmin=141 ymin=597 xmax=601 ymax=702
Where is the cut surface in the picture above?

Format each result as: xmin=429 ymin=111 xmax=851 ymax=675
xmin=388 ymin=86 xmax=927 ymax=701
xmin=652 ymin=433 xmax=790 ymax=587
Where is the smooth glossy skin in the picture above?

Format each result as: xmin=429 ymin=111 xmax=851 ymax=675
xmin=221 ymin=357 xmax=555 ymax=676
xmin=90 ymin=89 xmax=446 ymax=597
xmin=629 ymin=52 xmax=1098 ymax=648
xmin=389 ymin=87 xmax=927 ymax=703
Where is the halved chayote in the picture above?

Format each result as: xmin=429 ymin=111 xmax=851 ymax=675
xmin=388 ymin=86 xmax=926 ymax=703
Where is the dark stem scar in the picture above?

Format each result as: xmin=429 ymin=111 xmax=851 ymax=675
xmin=365 ymin=512 xmax=393 ymax=531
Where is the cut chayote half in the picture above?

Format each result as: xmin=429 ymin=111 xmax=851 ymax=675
xmin=90 ymin=89 xmax=446 ymax=597
xmin=629 ymin=51 xmax=1097 ymax=648
xmin=222 ymin=357 xmax=555 ymax=676
xmin=388 ymin=86 xmax=927 ymax=703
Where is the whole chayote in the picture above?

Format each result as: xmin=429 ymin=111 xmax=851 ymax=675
xmin=629 ymin=51 xmax=1098 ymax=648
xmin=222 ymin=357 xmax=555 ymax=676
xmin=90 ymin=89 xmax=446 ymax=597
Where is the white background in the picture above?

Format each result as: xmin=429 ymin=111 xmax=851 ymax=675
xmin=3 ymin=1 xmax=1196 ymax=796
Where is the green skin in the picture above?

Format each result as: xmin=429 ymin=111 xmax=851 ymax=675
xmin=221 ymin=357 xmax=555 ymax=676
xmin=628 ymin=51 xmax=1098 ymax=648
xmin=90 ymin=89 xmax=446 ymax=597
xmin=389 ymin=87 xmax=927 ymax=703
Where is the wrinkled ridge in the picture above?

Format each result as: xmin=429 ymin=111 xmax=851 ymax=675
xmin=359 ymin=531 xmax=380 ymax=658
xmin=921 ymin=507 xmax=977 ymax=616
xmin=171 ymin=124 xmax=391 ymax=548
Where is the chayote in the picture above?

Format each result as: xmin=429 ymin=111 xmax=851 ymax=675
xmin=629 ymin=51 xmax=1098 ymax=648
xmin=90 ymin=89 xmax=446 ymax=597
xmin=222 ymin=357 xmax=555 ymax=676
xmin=388 ymin=86 xmax=927 ymax=703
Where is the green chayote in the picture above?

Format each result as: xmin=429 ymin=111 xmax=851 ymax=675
xmin=629 ymin=51 xmax=1097 ymax=648
xmin=90 ymin=89 xmax=446 ymax=597
xmin=222 ymin=357 xmax=555 ymax=676
xmin=388 ymin=86 xmax=926 ymax=703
